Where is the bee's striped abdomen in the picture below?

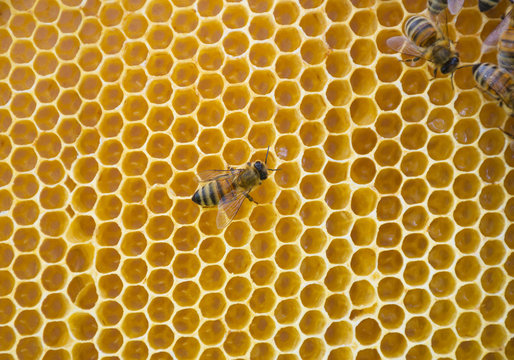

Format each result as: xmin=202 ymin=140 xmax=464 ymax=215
xmin=473 ymin=63 xmax=513 ymax=100
xmin=478 ymin=0 xmax=500 ymax=12
xmin=428 ymin=0 xmax=447 ymax=16
xmin=499 ymin=28 xmax=514 ymax=73
xmin=192 ymin=178 xmax=232 ymax=207
xmin=405 ymin=16 xmax=437 ymax=48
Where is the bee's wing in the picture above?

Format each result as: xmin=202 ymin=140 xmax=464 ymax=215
xmin=216 ymin=189 xmax=248 ymax=229
xmin=448 ymin=0 xmax=464 ymax=15
xmin=197 ymin=169 xmax=243 ymax=182
xmin=482 ymin=13 xmax=510 ymax=52
xmin=386 ymin=36 xmax=425 ymax=58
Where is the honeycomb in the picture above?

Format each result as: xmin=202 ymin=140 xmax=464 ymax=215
xmin=0 ymin=0 xmax=513 ymax=359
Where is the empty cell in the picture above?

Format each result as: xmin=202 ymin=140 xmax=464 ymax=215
xmin=378 ymin=250 xmax=403 ymax=275
xmin=123 ymin=13 xmax=148 ymax=39
xmin=11 ymin=40 xmax=36 ymax=63
xmin=377 ymin=196 xmax=402 ymax=221
xmin=378 ymin=304 xmax=405 ymax=330
xmin=222 ymin=4 xmax=248 ymax=29
xmin=123 ymin=41 xmax=148 ymax=65
xmin=481 ymin=240 xmax=506 ymax=265
xmin=326 ymin=24 xmax=353 ymax=51
xmin=455 ymin=91 xmax=481 ymax=116
xmin=198 ymin=129 xmax=223 ymax=154
xmin=33 ymin=24 xmax=58 ymax=50
xmin=348 ymin=218 xmax=376 ymax=247
xmin=375 ymin=114 xmax=401 ymax=139
xmin=375 ymin=168 xmax=402 ymax=195
xmin=479 ymin=158 xmax=506 ymax=183
xmin=350 ymin=157 xmax=376 ymax=184
xmin=249 ymin=15 xmax=275 ymax=40
xmin=350 ymin=10 xmax=377 ymax=36
xmin=351 ymin=249 xmax=376 ymax=276
xmin=272 ymin=1 xmax=299 ymax=24
xmin=480 ymin=295 xmax=506 ymax=322
xmin=480 ymin=102 xmax=507 ymax=128
xmin=403 ymin=288 xmax=432 ymax=315
xmin=481 ymin=267 xmax=506 ymax=293
xmin=299 ymin=310 xmax=327 ymax=336
xmin=401 ymin=69 xmax=429 ymax=95
xmin=456 ymin=9 xmax=482 ymax=35
xmin=374 ymin=141 xmax=401 ymax=167
xmin=11 ymin=93 xmax=36 ymax=118
xmin=428 ymin=216 xmax=455 ymax=242
xmin=300 ymin=11 xmax=326 ymax=36
xmin=349 ymin=68 xmax=376 ymax=95
xmin=355 ymin=318 xmax=381 ymax=345
xmin=350 ymin=98 xmax=377 ymax=125
xmin=350 ymin=39 xmax=376 ymax=66
xmin=327 ymin=80 xmax=352 ymax=106
xmin=479 ymin=212 xmax=505 ymax=237
xmin=100 ymin=28 xmax=125 ymax=54
xmin=377 ymin=277 xmax=403 ymax=302
xmin=301 ymin=39 xmax=329 ymax=66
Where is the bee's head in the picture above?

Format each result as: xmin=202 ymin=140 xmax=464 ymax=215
xmin=441 ymin=56 xmax=459 ymax=74
xmin=254 ymin=160 xmax=269 ymax=180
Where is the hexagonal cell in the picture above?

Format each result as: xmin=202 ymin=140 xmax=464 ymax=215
xmin=350 ymin=10 xmax=377 ymax=37
xmin=377 ymin=196 xmax=402 ymax=221
xmin=274 ymin=1 xmax=300 ymax=25
xmin=222 ymin=31 xmax=249 ymax=58
xmin=222 ymin=4 xmax=248 ymax=29
xmin=249 ymin=15 xmax=275 ymax=41
xmin=99 ymin=28 xmax=125 ymax=55
xmin=350 ymin=39 xmax=377 ymax=66
xmin=274 ymin=27 xmax=301 ymax=53
xmin=350 ymin=98 xmax=377 ymax=125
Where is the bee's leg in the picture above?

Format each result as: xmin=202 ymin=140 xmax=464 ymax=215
xmin=245 ymin=194 xmax=259 ymax=204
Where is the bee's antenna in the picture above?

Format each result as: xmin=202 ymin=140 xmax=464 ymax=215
xmin=265 ymin=146 xmax=270 ymax=164
xmin=268 ymin=168 xmax=280 ymax=171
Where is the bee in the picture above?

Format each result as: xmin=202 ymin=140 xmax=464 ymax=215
xmin=498 ymin=26 xmax=514 ymax=73
xmin=482 ymin=11 xmax=514 ymax=72
xmin=479 ymin=0 xmax=512 ymax=12
xmin=428 ymin=0 xmax=464 ymax=17
xmin=471 ymin=62 xmax=514 ymax=112
xmin=192 ymin=147 xmax=279 ymax=229
xmin=387 ymin=16 xmax=460 ymax=81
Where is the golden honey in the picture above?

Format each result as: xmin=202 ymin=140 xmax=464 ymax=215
xmin=0 ymin=0 xmax=513 ymax=359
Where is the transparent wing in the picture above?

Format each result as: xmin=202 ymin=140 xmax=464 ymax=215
xmin=448 ymin=0 xmax=464 ymax=15
xmin=386 ymin=36 xmax=425 ymax=58
xmin=197 ymin=169 xmax=243 ymax=182
xmin=216 ymin=189 xmax=247 ymax=229
xmin=482 ymin=14 xmax=510 ymax=52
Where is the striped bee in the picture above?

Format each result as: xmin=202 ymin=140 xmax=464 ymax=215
xmin=482 ymin=10 xmax=514 ymax=73
xmin=387 ymin=15 xmax=460 ymax=80
xmin=428 ymin=0 xmax=464 ymax=17
xmin=471 ymin=63 xmax=514 ymax=113
xmin=479 ymin=0 xmax=512 ymax=12
xmin=498 ymin=25 xmax=514 ymax=73
xmin=192 ymin=147 xmax=279 ymax=229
